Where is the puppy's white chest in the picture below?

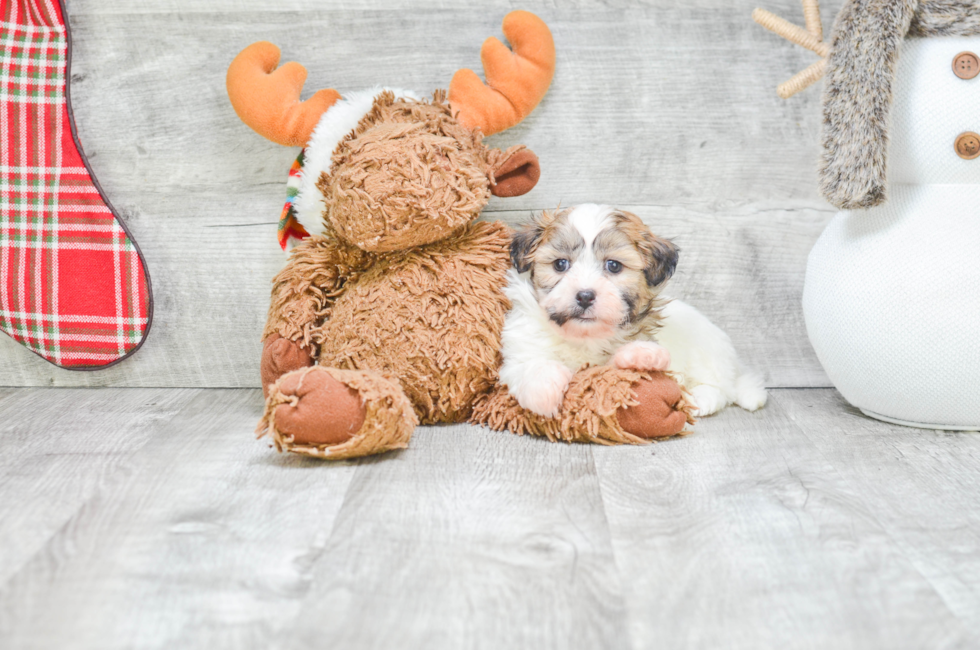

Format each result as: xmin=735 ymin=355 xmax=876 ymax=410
xmin=550 ymin=336 xmax=619 ymax=371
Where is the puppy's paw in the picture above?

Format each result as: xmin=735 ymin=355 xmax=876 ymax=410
xmin=514 ymin=361 xmax=575 ymax=418
xmin=689 ymin=384 xmax=730 ymax=417
xmin=612 ymin=341 xmax=671 ymax=372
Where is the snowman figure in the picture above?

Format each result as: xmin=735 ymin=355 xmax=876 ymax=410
xmin=756 ymin=0 xmax=980 ymax=429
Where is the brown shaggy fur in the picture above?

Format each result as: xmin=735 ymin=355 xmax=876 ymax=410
xmin=265 ymin=220 xmax=512 ymax=427
xmin=263 ymin=236 xmax=373 ymax=352
xmin=315 ymin=221 xmax=513 ymax=424
xmin=319 ymin=92 xmax=497 ymax=252
xmin=470 ymin=366 xmax=696 ymax=445
xmin=260 ymin=92 xmax=689 ymax=458
xmin=820 ymin=0 xmax=980 ymax=210
xmin=259 ymin=366 xmax=417 ymax=459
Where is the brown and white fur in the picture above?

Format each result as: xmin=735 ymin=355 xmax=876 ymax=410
xmin=500 ymin=204 xmax=767 ymax=418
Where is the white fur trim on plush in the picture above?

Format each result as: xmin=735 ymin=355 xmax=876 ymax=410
xmin=292 ymin=87 xmax=421 ymax=237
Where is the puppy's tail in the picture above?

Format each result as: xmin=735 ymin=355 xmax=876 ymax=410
xmin=735 ymin=370 xmax=767 ymax=411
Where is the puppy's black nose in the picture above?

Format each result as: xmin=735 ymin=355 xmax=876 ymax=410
xmin=576 ymin=290 xmax=596 ymax=308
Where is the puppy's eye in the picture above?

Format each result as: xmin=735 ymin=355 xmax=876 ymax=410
xmin=605 ymin=260 xmax=623 ymax=274
xmin=553 ymin=259 xmax=570 ymax=273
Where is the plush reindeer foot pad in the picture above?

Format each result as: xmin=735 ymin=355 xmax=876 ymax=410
xmin=618 ymin=373 xmax=696 ymax=439
xmin=270 ymin=367 xmax=365 ymax=446
xmin=258 ymin=366 xmax=418 ymax=460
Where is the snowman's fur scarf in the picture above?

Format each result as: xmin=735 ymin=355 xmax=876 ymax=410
xmin=909 ymin=2 xmax=980 ymax=36
xmin=820 ymin=0 xmax=980 ymax=210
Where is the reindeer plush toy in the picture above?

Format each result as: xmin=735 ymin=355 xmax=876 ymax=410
xmin=227 ymin=11 xmax=694 ymax=459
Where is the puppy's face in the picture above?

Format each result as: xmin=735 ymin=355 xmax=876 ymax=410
xmin=511 ymin=204 xmax=679 ymax=340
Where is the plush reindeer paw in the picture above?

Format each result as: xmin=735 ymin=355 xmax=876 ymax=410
xmin=267 ymin=366 xmax=367 ymax=447
xmin=612 ymin=341 xmax=671 ymax=372
xmin=259 ymin=366 xmax=418 ymax=460
xmin=261 ymin=334 xmax=314 ymax=397
xmin=514 ymin=360 xmax=575 ymax=418
xmin=617 ymin=372 xmax=693 ymax=439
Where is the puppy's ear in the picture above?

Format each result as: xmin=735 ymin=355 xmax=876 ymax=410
xmin=641 ymin=234 xmax=679 ymax=287
xmin=511 ymin=208 xmax=564 ymax=273
xmin=510 ymin=222 xmax=543 ymax=273
xmin=611 ymin=209 xmax=679 ymax=288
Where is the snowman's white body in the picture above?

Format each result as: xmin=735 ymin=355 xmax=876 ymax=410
xmin=804 ymin=37 xmax=980 ymax=429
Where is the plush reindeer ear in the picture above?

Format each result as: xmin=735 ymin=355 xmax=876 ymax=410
xmin=510 ymin=220 xmax=544 ymax=273
xmin=490 ymin=148 xmax=540 ymax=197
xmin=641 ymin=234 xmax=679 ymax=288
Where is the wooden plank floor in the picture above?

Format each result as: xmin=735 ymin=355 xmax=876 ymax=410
xmin=1 ymin=388 xmax=978 ymax=649
xmin=3 ymin=1 xmax=976 ymax=648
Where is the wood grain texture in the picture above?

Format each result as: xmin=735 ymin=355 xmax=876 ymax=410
xmin=0 ymin=388 xmax=358 ymax=649
xmin=593 ymin=391 xmax=976 ymax=650
xmin=0 ymin=388 xmax=192 ymax=585
xmin=3 ymin=388 xmax=980 ymax=648
xmin=779 ymin=390 xmax=980 ymax=634
xmin=0 ymin=0 xmax=840 ymax=387
xmin=283 ymin=424 xmax=629 ymax=650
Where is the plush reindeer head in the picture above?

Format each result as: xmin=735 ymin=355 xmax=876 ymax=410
xmin=227 ymin=11 xmax=555 ymax=252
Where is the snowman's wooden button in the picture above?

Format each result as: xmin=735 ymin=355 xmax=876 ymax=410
xmin=953 ymin=52 xmax=980 ymax=79
xmin=955 ymin=132 xmax=980 ymax=159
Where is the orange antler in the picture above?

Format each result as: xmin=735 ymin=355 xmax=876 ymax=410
xmin=753 ymin=0 xmax=828 ymax=99
xmin=226 ymin=42 xmax=341 ymax=147
xmin=449 ymin=11 xmax=555 ymax=136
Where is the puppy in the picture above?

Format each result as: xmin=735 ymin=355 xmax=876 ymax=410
xmin=500 ymin=204 xmax=767 ymax=418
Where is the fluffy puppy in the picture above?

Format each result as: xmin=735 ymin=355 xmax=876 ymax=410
xmin=500 ymin=203 xmax=767 ymax=418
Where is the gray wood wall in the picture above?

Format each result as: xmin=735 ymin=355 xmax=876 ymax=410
xmin=0 ymin=0 xmax=842 ymax=388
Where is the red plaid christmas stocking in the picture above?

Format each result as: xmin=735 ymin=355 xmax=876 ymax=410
xmin=1 ymin=0 xmax=151 ymax=369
